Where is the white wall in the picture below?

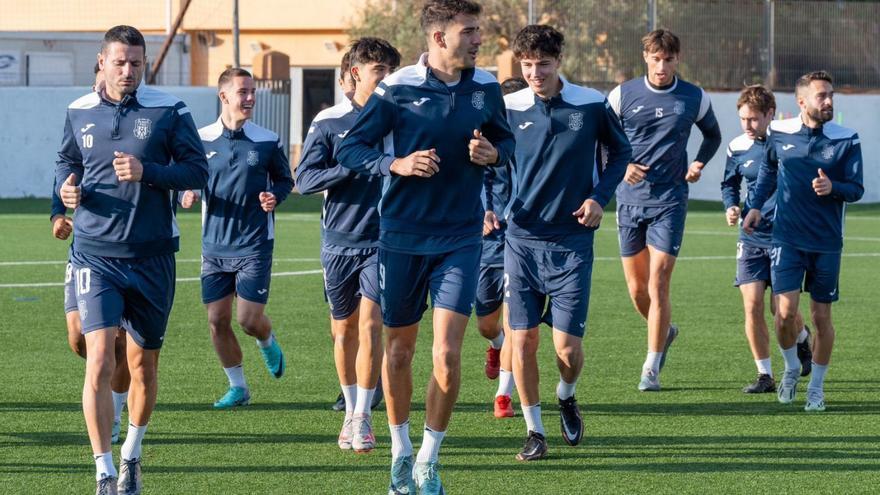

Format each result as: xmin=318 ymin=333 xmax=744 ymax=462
xmin=0 ymin=32 xmax=189 ymax=87
xmin=0 ymin=86 xmax=218 ymax=198
xmin=1 ymin=89 xmax=877 ymax=202
xmin=686 ymin=92 xmax=879 ymax=203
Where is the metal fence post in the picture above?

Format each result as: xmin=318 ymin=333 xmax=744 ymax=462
xmin=765 ymin=0 xmax=775 ymax=89
xmin=647 ymin=0 xmax=657 ymax=31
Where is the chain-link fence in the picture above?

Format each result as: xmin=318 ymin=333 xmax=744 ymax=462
xmin=530 ymin=0 xmax=880 ymax=91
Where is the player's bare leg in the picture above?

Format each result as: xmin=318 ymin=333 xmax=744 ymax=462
xmin=553 ymin=330 xmax=585 ymax=447
xmin=417 ymin=309 xmax=468 ymax=467
xmin=512 ymin=326 xmax=546 ymax=460
xmin=67 ymin=312 xmax=87 ymax=358
xmin=83 ymin=327 xmax=118 ymax=473
xmin=331 ymin=310 xmax=359 ymax=449
xmin=351 ymin=297 xmax=382 ymax=452
xmin=384 ymin=322 xmax=419 ymax=464
xmin=775 ymin=290 xmax=802 ymax=404
xmin=621 ymin=249 xmax=650 ymax=319
xmin=477 ymin=306 xmax=504 ymax=380
xmin=739 ymin=281 xmax=775 ymax=392
xmin=207 ymin=295 xmax=249 ymax=409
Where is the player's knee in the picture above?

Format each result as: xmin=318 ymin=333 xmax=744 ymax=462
xmin=776 ymin=306 xmax=799 ymax=326
xmin=85 ymin=355 xmax=115 ymax=386
xmin=743 ymin=300 xmax=764 ymax=322
xmin=385 ymin=345 xmax=414 ymax=373
xmin=129 ymin=360 xmax=157 ymax=386
xmin=208 ymin=313 xmax=233 ymax=335
xmin=810 ymin=304 xmax=832 ymax=329
xmin=236 ymin=312 xmax=264 ymax=335
xmin=556 ymin=345 xmax=582 ymax=368
xmin=432 ymin=347 xmax=461 ymax=381
xmin=647 ymin=280 xmax=670 ymax=301
xmin=513 ymin=331 xmax=539 ymax=358
xmin=476 ymin=319 xmax=500 ymax=339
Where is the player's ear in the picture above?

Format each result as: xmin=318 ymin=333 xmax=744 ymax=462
xmin=97 ymin=53 xmax=104 ymax=71
xmin=432 ymin=30 xmax=446 ymax=49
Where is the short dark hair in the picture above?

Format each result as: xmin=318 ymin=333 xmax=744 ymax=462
xmin=102 ymin=25 xmax=146 ymax=54
xmin=218 ymin=67 xmax=253 ymax=88
xmin=420 ymin=0 xmax=481 ymax=33
xmin=349 ymin=37 xmax=401 ymax=68
xmin=737 ymin=85 xmax=776 ymax=115
xmin=340 ymin=51 xmax=352 ymax=77
xmin=501 ymin=77 xmax=528 ymax=95
xmin=512 ymin=25 xmax=565 ymax=60
xmin=796 ymin=70 xmax=833 ymax=94
xmin=642 ymin=29 xmax=680 ymax=55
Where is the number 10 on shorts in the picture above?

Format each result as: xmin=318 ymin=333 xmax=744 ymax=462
xmin=75 ymin=267 xmax=92 ymax=295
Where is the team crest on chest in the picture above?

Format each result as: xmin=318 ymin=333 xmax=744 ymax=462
xmin=673 ymin=100 xmax=686 ymax=115
xmin=568 ymin=112 xmax=584 ymax=131
xmin=246 ymin=150 xmax=260 ymax=166
xmin=471 ymin=91 xmax=485 ymax=110
xmin=133 ymin=118 xmax=152 ymax=140
xmin=820 ymin=144 xmax=834 ymax=161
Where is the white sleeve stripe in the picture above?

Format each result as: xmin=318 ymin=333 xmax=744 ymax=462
xmin=607 ymin=86 xmax=622 ymax=117
xmin=853 ymin=139 xmax=860 ymax=145
xmin=697 ymin=89 xmax=711 ymax=121
xmin=177 ymin=107 xmax=191 ymax=116
xmin=374 ymin=86 xmax=386 ymax=96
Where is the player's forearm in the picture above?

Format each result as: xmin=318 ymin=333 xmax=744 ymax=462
xmin=269 ymin=177 xmax=295 ymax=204
xmin=830 ymin=180 xmax=864 ymax=203
xmin=591 ymin=140 xmax=632 ymax=207
xmin=695 ymin=122 xmax=722 ymax=165
xmin=141 ymin=159 xmax=209 ymax=191
xmin=750 ymin=166 xmax=776 ymax=210
xmin=294 ymin=165 xmax=352 ymax=194
xmin=490 ymin=137 xmax=515 ymax=168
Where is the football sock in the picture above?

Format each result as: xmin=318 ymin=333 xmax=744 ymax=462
xmin=797 ymin=328 xmax=809 ymax=344
xmin=643 ymin=351 xmax=663 ymax=374
xmin=556 ymin=377 xmax=577 ymax=401
xmin=522 ymin=403 xmax=545 ymax=436
xmin=341 ymin=384 xmax=356 ymax=416
xmin=416 ymin=426 xmax=446 ymax=463
xmin=111 ymin=391 xmax=128 ymax=422
xmin=780 ymin=344 xmax=800 ymax=372
xmin=756 ymin=358 xmax=772 ymax=376
xmin=496 ymin=369 xmax=514 ymax=397
xmin=488 ymin=331 xmax=504 ymax=350
xmin=256 ymin=332 xmax=275 ymax=349
xmin=94 ymin=452 xmax=117 ymax=481
xmin=389 ymin=421 xmax=413 ymax=460
xmin=121 ymin=423 xmax=147 ymax=461
xmin=353 ymin=386 xmax=375 ymax=416
xmin=223 ymin=364 xmax=247 ymax=389
xmin=808 ymin=363 xmax=828 ymax=392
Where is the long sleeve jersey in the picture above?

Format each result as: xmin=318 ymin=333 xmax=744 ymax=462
xmin=504 ymin=78 xmax=632 ymax=242
xmin=51 ymin=178 xmax=67 ymax=219
xmin=335 ymin=53 xmax=516 ymax=255
xmin=55 ymin=86 xmax=208 ymax=258
xmin=481 ymin=159 xmax=512 ymax=267
xmin=198 ymin=118 xmax=293 ymax=258
xmin=751 ymin=117 xmax=864 ymax=253
xmin=721 ymin=134 xmax=774 ymax=248
xmin=295 ymin=99 xmax=380 ymax=252
xmin=608 ymin=76 xmax=721 ymax=206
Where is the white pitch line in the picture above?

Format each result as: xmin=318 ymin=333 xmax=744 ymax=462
xmin=0 ymin=269 xmax=325 ymax=288
xmin=0 ymin=258 xmax=319 ymax=267
xmin=3 ymin=254 xmax=878 ymax=289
